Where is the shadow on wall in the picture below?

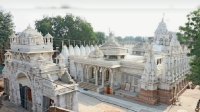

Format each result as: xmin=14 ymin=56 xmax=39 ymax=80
xmin=0 ymin=65 xmax=4 ymax=74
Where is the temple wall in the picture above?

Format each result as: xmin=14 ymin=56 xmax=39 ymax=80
xmin=119 ymin=67 xmax=143 ymax=75
xmin=69 ymin=60 xmax=76 ymax=79
xmin=76 ymin=64 xmax=83 ymax=82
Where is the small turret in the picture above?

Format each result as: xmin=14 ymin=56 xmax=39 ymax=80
xmin=4 ymin=51 xmax=12 ymax=62
xmin=55 ymin=54 xmax=65 ymax=67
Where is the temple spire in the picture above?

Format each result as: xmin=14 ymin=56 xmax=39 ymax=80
xmin=109 ymin=28 xmax=114 ymax=38
xmin=27 ymin=24 xmax=32 ymax=29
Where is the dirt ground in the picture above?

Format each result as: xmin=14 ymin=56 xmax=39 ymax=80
xmin=164 ymin=85 xmax=200 ymax=112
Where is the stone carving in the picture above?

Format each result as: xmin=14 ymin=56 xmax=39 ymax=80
xmin=88 ymin=46 xmax=104 ymax=58
xmin=34 ymin=77 xmax=42 ymax=89
xmin=35 ymin=91 xmax=42 ymax=105
xmin=61 ymin=71 xmax=75 ymax=84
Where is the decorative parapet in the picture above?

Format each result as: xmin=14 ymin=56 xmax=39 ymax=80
xmin=73 ymin=56 xmax=120 ymax=68
xmin=120 ymin=57 xmax=145 ymax=66
xmin=55 ymin=84 xmax=78 ymax=96
xmin=101 ymin=49 xmax=127 ymax=55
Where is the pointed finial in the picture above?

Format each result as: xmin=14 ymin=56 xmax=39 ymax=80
xmin=162 ymin=13 xmax=165 ymax=21
xmin=27 ymin=24 xmax=32 ymax=29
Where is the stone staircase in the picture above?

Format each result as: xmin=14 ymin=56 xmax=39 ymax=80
xmin=78 ymin=82 xmax=98 ymax=92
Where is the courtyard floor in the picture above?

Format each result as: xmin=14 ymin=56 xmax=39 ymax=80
xmin=78 ymin=85 xmax=200 ymax=112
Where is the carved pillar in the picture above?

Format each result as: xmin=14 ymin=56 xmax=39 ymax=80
xmin=87 ymin=67 xmax=89 ymax=82
xmin=110 ymin=69 xmax=114 ymax=89
xmin=74 ymin=63 xmax=77 ymax=80
xmin=81 ymin=64 xmax=84 ymax=82
xmin=102 ymin=72 xmax=104 ymax=87
xmin=95 ymin=68 xmax=98 ymax=86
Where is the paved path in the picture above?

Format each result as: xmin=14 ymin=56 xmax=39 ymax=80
xmin=78 ymin=86 xmax=200 ymax=112
xmin=78 ymin=87 xmax=162 ymax=112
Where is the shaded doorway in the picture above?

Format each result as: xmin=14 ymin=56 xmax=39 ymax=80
xmin=91 ymin=67 xmax=94 ymax=78
xmin=18 ymin=73 xmax=32 ymax=111
xmin=105 ymin=70 xmax=109 ymax=81
xmin=43 ymin=96 xmax=54 ymax=112
xmin=4 ymin=78 xmax=9 ymax=96
xmin=19 ymin=84 xmax=32 ymax=111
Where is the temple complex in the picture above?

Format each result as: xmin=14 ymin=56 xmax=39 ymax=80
xmin=64 ymin=18 xmax=190 ymax=105
xmin=2 ymin=25 xmax=78 ymax=112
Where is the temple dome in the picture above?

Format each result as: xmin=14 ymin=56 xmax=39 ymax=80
xmin=133 ymin=41 xmax=150 ymax=51
xmin=69 ymin=45 xmax=74 ymax=55
xmin=44 ymin=33 xmax=53 ymax=38
xmin=154 ymin=18 xmax=170 ymax=46
xmin=74 ymin=45 xmax=81 ymax=56
xmin=85 ymin=45 xmax=91 ymax=55
xmin=80 ymin=45 xmax=86 ymax=56
xmin=88 ymin=46 xmax=104 ymax=58
xmin=99 ymin=31 xmax=127 ymax=56
xmin=100 ymin=32 xmax=122 ymax=48
xmin=18 ymin=24 xmax=44 ymax=45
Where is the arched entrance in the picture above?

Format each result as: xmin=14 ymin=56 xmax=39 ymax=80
xmin=17 ymin=73 xmax=32 ymax=111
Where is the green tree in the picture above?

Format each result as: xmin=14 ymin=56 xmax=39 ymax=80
xmin=94 ymin=31 xmax=105 ymax=44
xmin=177 ymin=8 xmax=200 ymax=84
xmin=0 ymin=11 xmax=14 ymax=65
xmin=115 ymin=36 xmax=123 ymax=42
xmin=35 ymin=14 xmax=97 ymax=47
xmin=134 ymin=36 xmax=143 ymax=42
xmin=178 ymin=8 xmax=200 ymax=46
xmin=124 ymin=36 xmax=134 ymax=41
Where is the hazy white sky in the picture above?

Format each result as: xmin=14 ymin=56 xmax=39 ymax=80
xmin=0 ymin=0 xmax=200 ymax=37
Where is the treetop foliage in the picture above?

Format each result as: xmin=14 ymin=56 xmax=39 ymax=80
xmin=0 ymin=10 xmax=14 ymax=48
xmin=177 ymin=8 xmax=200 ymax=84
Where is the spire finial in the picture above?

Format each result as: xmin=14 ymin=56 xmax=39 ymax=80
xmin=27 ymin=24 xmax=32 ymax=29
xmin=150 ymin=45 xmax=154 ymax=55
xmin=162 ymin=13 xmax=165 ymax=21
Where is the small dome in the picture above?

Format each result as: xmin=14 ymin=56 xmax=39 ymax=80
xmin=85 ymin=45 xmax=91 ymax=55
xmin=74 ymin=45 xmax=80 ymax=56
xmin=88 ymin=45 xmax=104 ymax=58
xmin=90 ymin=45 xmax=95 ymax=52
xmin=4 ymin=51 xmax=12 ymax=55
xmin=19 ymin=24 xmax=44 ymax=45
xmin=69 ymin=45 xmax=74 ymax=55
xmin=61 ymin=45 xmax=69 ymax=64
xmin=80 ymin=45 xmax=86 ymax=56
xmin=44 ymin=33 xmax=53 ymax=38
